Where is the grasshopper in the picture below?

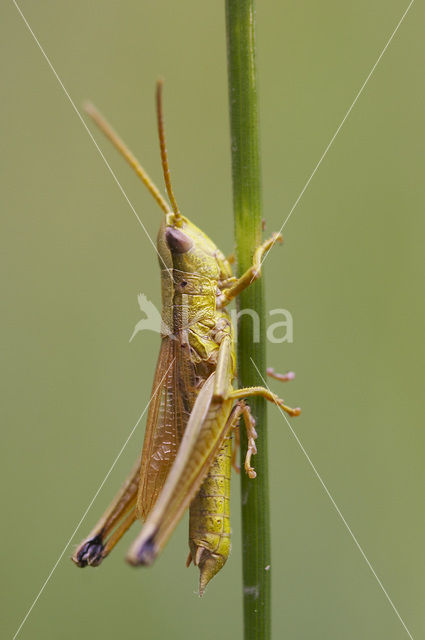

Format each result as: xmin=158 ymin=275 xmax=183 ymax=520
xmin=72 ymin=81 xmax=300 ymax=595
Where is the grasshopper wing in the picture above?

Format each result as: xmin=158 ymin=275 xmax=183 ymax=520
xmin=71 ymin=333 xmax=197 ymax=567
xmin=128 ymin=371 xmax=234 ymax=566
xmin=137 ymin=335 xmax=197 ymax=519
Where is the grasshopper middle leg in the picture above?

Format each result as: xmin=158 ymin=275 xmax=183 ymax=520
xmin=230 ymin=386 xmax=301 ymax=417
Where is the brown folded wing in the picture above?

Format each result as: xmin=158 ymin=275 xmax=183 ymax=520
xmin=137 ymin=334 xmax=197 ymax=519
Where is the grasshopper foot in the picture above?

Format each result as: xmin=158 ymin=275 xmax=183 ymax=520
xmin=126 ymin=532 xmax=157 ymax=566
xmin=72 ymin=535 xmax=105 ymax=567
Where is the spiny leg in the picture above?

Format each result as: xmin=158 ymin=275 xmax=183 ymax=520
xmin=230 ymin=386 xmax=301 ymax=417
xmin=221 ymin=400 xmax=258 ymax=480
xmin=218 ymin=232 xmax=283 ymax=307
xmin=212 ymin=400 xmax=257 ymax=479
xmin=72 ymin=457 xmax=141 ymax=567
xmin=229 ymin=390 xmax=299 ymax=479
xmin=239 ymin=401 xmax=258 ymax=479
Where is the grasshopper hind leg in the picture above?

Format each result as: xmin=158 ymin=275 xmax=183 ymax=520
xmin=72 ymin=457 xmax=141 ymax=568
xmin=74 ymin=534 xmax=105 ymax=568
xmin=189 ymin=402 xmax=249 ymax=596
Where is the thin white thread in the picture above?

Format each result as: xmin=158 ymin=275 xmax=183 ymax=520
xmin=250 ymin=358 xmax=414 ymax=640
xmin=9 ymin=5 xmax=175 ymax=635
xmin=12 ymin=358 xmax=175 ymax=640
xmin=11 ymin=0 xmax=173 ymax=279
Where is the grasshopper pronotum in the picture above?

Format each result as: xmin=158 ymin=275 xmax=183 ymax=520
xmin=72 ymin=81 xmax=300 ymax=595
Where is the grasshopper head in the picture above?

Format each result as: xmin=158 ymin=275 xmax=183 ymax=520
xmin=157 ymin=213 xmax=231 ymax=282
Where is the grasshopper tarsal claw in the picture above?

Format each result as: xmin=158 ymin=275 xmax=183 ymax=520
xmin=73 ymin=535 xmax=105 ymax=568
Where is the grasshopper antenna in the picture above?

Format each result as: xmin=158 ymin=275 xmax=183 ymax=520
xmin=156 ymin=79 xmax=182 ymax=224
xmin=84 ymin=101 xmax=170 ymax=215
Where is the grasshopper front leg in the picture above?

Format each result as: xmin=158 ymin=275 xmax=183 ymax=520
xmin=217 ymin=232 xmax=282 ymax=307
xmin=72 ymin=457 xmax=141 ymax=567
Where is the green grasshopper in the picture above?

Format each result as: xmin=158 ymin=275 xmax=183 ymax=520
xmin=72 ymin=81 xmax=300 ymax=595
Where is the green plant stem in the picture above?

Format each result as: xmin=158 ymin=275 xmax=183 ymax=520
xmin=225 ymin=2 xmax=270 ymax=639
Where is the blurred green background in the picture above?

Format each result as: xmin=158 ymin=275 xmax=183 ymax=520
xmin=1 ymin=1 xmax=424 ymax=639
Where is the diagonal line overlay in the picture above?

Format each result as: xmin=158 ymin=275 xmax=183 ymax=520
xmin=10 ymin=0 xmax=416 ymax=638
xmin=250 ymin=358 xmax=414 ymax=640
xmin=258 ymin=0 xmax=415 ymax=273
xmin=12 ymin=0 xmax=173 ymax=278
xmin=12 ymin=358 xmax=175 ymax=640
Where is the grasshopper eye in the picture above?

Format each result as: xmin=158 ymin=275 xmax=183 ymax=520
xmin=165 ymin=227 xmax=193 ymax=253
